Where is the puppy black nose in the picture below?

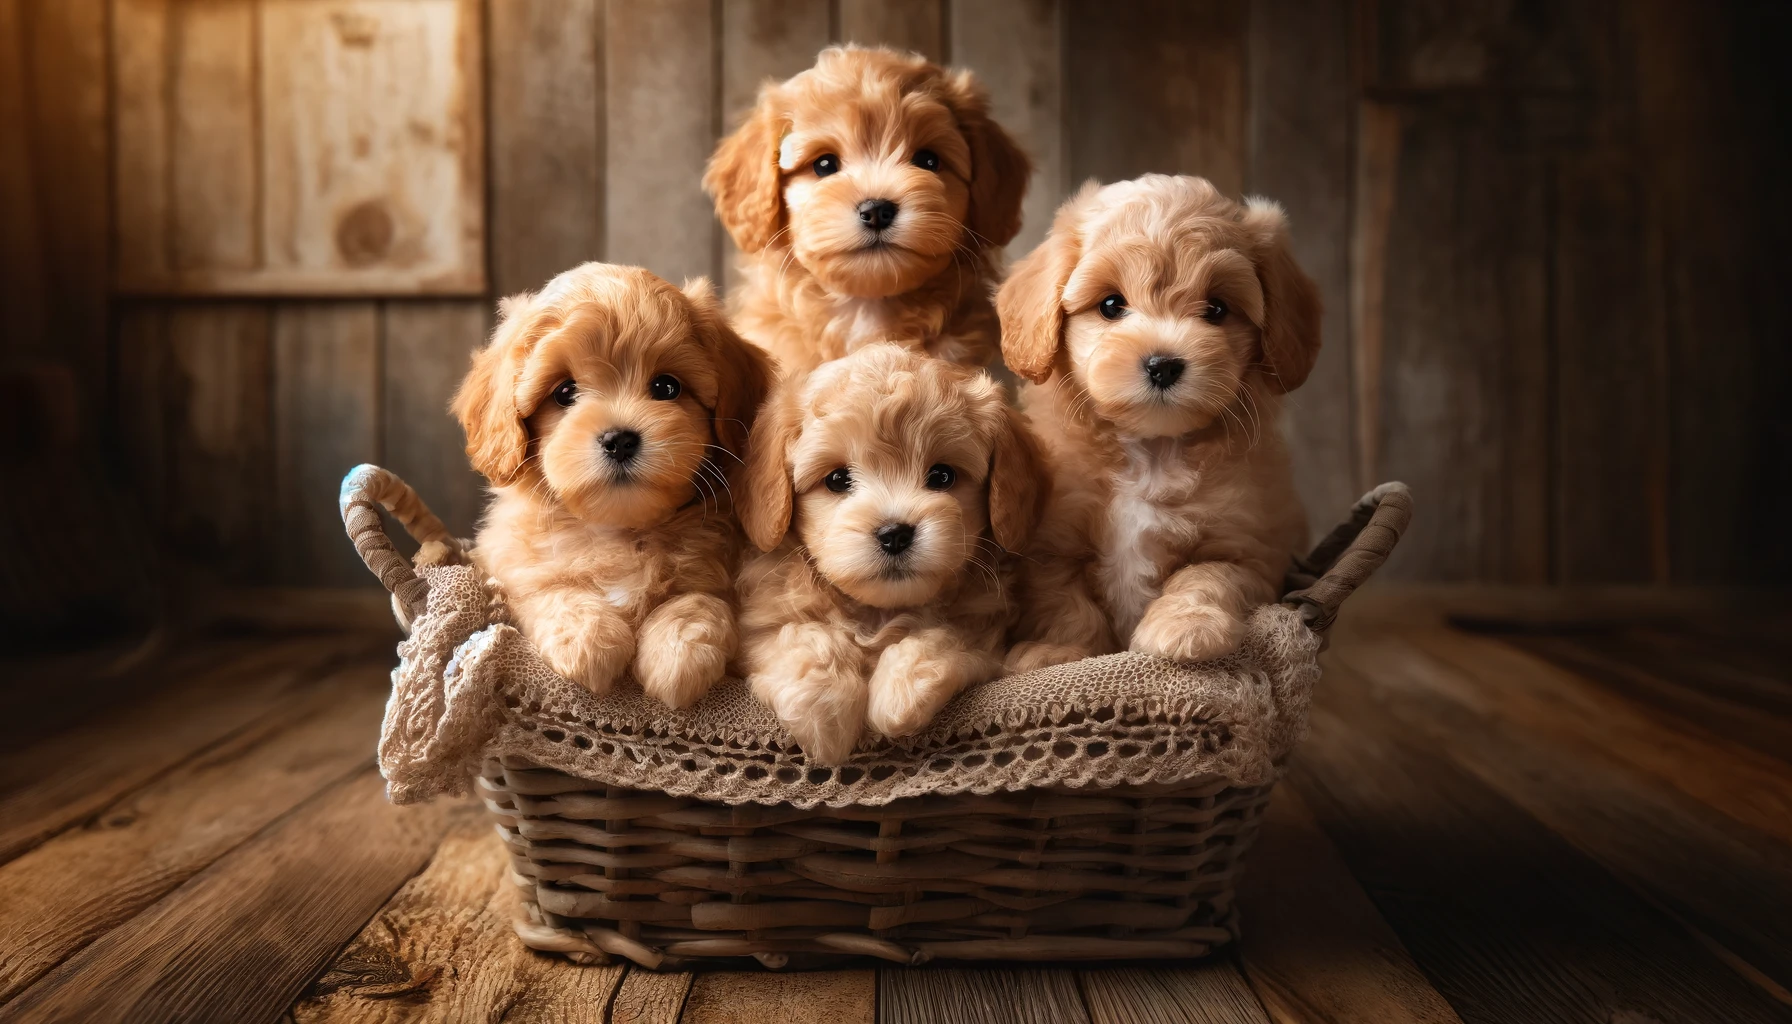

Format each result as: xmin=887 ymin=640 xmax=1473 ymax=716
xmin=857 ymin=198 xmax=899 ymax=231
xmin=1143 ymin=355 xmax=1186 ymax=391
xmin=599 ymin=429 xmax=641 ymax=463
xmin=876 ymin=523 xmax=915 ymax=556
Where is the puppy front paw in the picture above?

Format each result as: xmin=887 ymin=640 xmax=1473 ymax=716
xmin=867 ymin=638 xmax=984 ymax=741
xmin=749 ymin=630 xmax=867 ymax=765
xmin=634 ymin=596 xmax=735 ymax=709
xmin=1129 ymin=601 xmax=1245 ymax=664
xmin=1003 ymin=641 xmax=1091 ymax=675
xmin=534 ymin=629 xmax=628 ymax=694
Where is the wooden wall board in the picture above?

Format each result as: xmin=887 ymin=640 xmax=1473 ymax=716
xmin=273 ymin=302 xmax=381 ymax=587
xmin=1065 ymin=0 xmax=1247 ymax=198
xmin=718 ymin=0 xmax=833 ymax=295
xmin=838 ymin=0 xmax=944 ymax=62
xmin=0 ymin=0 xmax=48 ymax=359
xmin=380 ymin=301 xmax=488 ymax=541
xmin=1248 ymin=0 xmax=1361 ymax=540
xmin=486 ymin=0 xmax=604 ymax=297
xmin=604 ymin=0 xmax=719 ymax=288
xmin=951 ymin=0 xmax=1063 ymax=261
xmin=113 ymin=0 xmax=486 ymax=297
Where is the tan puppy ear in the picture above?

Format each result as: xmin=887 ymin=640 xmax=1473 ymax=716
xmin=683 ymin=277 xmax=776 ymax=467
xmin=945 ymin=71 xmax=1031 ymax=248
xmin=704 ymin=96 xmax=785 ymax=253
xmin=1241 ymin=198 xmax=1322 ymax=394
xmin=988 ymin=405 xmax=1046 ymax=551
xmin=739 ymin=388 xmax=800 ymax=552
xmin=996 ymin=183 xmax=1096 ymax=383
xmin=452 ymin=300 xmax=532 ymax=485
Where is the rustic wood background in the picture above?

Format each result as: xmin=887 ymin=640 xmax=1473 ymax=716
xmin=2 ymin=0 xmax=1788 ymax=598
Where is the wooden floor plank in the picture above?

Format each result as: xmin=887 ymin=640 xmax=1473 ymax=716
xmin=1332 ymin=628 xmax=1792 ymax=998
xmin=0 ymin=632 xmax=377 ymax=863
xmin=0 ymin=769 xmax=456 ymax=1024
xmin=683 ymin=970 xmax=875 ymax=1024
xmin=0 ymin=659 xmax=391 ymax=1002
xmin=1396 ymin=625 xmax=1792 ymax=849
xmin=610 ymin=969 xmax=692 ymax=1024
xmin=879 ymin=968 xmax=1090 ymax=1024
xmin=1290 ymin=677 xmax=1792 ymax=1023
xmin=1236 ymin=788 xmax=1464 ymax=1024
xmin=1080 ymin=963 xmax=1272 ymax=1024
xmin=290 ymin=812 xmax=625 ymax=1023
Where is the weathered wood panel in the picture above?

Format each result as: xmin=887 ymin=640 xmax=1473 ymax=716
xmin=1080 ymin=964 xmax=1273 ymax=1024
xmin=0 ymin=0 xmax=46 ymax=358
xmin=0 ymin=769 xmax=456 ymax=1024
xmin=1248 ymin=0 xmax=1360 ymax=538
xmin=381 ymin=301 xmax=488 ymax=541
xmin=952 ymin=0 xmax=1063 ymax=259
xmin=879 ymin=968 xmax=1089 ymax=1024
xmin=273 ymin=303 xmax=381 ymax=586
xmin=683 ymin=970 xmax=874 ymax=1024
xmin=719 ymin=0 xmax=832 ymax=294
xmin=1065 ymin=0 xmax=1247 ymax=197
xmin=610 ymin=969 xmax=692 ymax=1024
xmin=604 ymin=0 xmax=718 ymax=286
xmin=114 ymin=0 xmax=485 ymax=296
xmin=838 ymin=0 xmax=943 ymax=61
xmin=290 ymin=811 xmax=626 ymax=1023
xmin=487 ymin=0 xmax=604 ymax=297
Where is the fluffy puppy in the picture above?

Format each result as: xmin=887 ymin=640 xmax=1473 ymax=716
xmin=704 ymin=45 xmax=1030 ymax=374
xmin=737 ymin=344 xmax=1044 ymax=763
xmin=454 ymin=263 xmax=772 ymax=706
xmin=999 ymin=175 xmax=1321 ymax=672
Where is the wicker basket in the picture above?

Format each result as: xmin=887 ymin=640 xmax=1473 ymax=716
xmin=341 ymin=466 xmax=1410 ymax=970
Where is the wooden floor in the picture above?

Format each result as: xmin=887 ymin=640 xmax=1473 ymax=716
xmin=1 ymin=586 xmax=1789 ymax=1023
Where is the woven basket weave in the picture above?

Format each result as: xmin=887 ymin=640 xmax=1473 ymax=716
xmin=341 ymin=465 xmax=1411 ymax=970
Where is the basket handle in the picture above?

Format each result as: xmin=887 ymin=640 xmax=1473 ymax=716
xmin=1281 ymin=481 xmax=1412 ymax=632
xmin=339 ymin=464 xmax=456 ymax=619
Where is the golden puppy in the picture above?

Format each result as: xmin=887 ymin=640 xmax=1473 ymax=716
xmin=704 ymin=45 xmax=1030 ymax=374
xmin=737 ymin=344 xmax=1044 ymax=762
xmin=454 ymin=263 xmax=772 ymax=706
xmin=998 ymin=175 xmax=1321 ymax=672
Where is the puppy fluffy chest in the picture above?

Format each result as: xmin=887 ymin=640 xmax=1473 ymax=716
xmin=1096 ymin=441 xmax=1203 ymax=638
xmin=828 ymin=296 xmax=905 ymax=353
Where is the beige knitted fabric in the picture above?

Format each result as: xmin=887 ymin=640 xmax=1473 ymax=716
xmin=379 ymin=560 xmax=1322 ymax=809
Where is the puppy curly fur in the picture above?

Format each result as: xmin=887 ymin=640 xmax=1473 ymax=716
xmin=737 ymin=344 xmax=1045 ymax=763
xmin=454 ymin=263 xmax=772 ymax=706
xmin=704 ymin=46 xmax=1030 ymax=374
xmin=999 ymin=176 xmax=1321 ymax=672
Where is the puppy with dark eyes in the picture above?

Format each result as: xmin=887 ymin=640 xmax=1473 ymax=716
xmin=453 ymin=263 xmax=772 ymax=706
xmin=737 ymin=344 xmax=1045 ymax=763
xmin=704 ymin=45 xmax=1031 ymax=374
xmin=998 ymin=176 xmax=1322 ymax=673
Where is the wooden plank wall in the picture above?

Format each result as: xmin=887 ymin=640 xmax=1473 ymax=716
xmin=2 ymin=0 xmax=1786 ymax=590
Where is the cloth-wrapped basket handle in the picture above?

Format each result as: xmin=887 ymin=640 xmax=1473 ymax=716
xmin=341 ymin=464 xmax=1410 ymax=635
xmin=1280 ymin=481 xmax=1412 ymax=633
xmin=339 ymin=463 xmax=459 ymax=621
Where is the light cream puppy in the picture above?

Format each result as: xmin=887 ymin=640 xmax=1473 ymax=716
xmin=704 ymin=45 xmax=1030 ymax=374
xmin=999 ymin=175 xmax=1321 ymax=672
xmin=737 ymin=344 xmax=1045 ymax=763
xmin=454 ymin=263 xmax=771 ymax=706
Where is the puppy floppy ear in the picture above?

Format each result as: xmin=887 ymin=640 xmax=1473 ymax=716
xmin=452 ymin=299 xmax=533 ymax=485
xmin=988 ymin=405 xmax=1046 ymax=551
xmin=704 ymin=94 xmax=786 ymax=253
xmin=683 ymin=277 xmax=776 ymax=467
xmin=996 ymin=182 xmax=1095 ymax=383
xmin=739 ymin=387 xmax=801 ymax=552
xmin=1241 ymin=199 xmax=1322 ymax=394
xmin=945 ymin=71 xmax=1031 ymax=249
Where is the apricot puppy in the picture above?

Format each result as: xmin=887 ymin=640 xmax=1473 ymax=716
xmin=737 ymin=344 xmax=1044 ymax=763
xmin=704 ymin=45 xmax=1030 ymax=374
xmin=454 ymin=263 xmax=771 ymax=706
xmin=999 ymin=176 xmax=1321 ymax=671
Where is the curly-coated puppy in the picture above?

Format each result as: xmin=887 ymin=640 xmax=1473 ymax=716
xmin=454 ymin=263 xmax=772 ymax=706
xmin=998 ymin=175 xmax=1321 ymax=672
xmin=704 ymin=45 xmax=1030 ymax=374
xmin=737 ymin=344 xmax=1045 ymax=763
